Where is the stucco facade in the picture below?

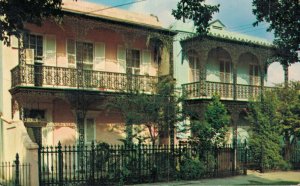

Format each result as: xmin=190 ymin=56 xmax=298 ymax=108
xmin=0 ymin=1 xmax=175 ymax=161
xmin=172 ymin=20 xmax=275 ymax=142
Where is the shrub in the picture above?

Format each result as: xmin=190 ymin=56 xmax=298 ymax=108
xmin=180 ymin=158 xmax=205 ymax=180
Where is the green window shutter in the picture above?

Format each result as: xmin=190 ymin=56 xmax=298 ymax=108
xmin=141 ymin=50 xmax=151 ymax=74
xmin=94 ymin=42 xmax=105 ymax=70
xmin=67 ymin=39 xmax=76 ymax=68
xmin=44 ymin=35 xmax=56 ymax=66
xmin=117 ymin=46 xmax=126 ymax=73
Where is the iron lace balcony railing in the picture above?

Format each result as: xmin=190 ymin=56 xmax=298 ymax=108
xmin=11 ymin=64 xmax=158 ymax=93
xmin=182 ymin=81 xmax=274 ymax=101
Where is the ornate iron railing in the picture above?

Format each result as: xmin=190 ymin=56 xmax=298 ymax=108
xmin=11 ymin=64 xmax=158 ymax=93
xmin=182 ymin=81 xmax=274 ymax=101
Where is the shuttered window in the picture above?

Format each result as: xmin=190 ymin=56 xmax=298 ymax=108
xmin=44 ymin=35 xmax=56 ymax=66
xmin=94 ymin=42 xmax=105 ymax=70
xmin=141 ymin=50 xmax=151 ymax=74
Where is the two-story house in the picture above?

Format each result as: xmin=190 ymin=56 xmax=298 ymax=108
xmin=4 ymin=0 xmax=175 ymax=149
xmin=172 ymin=20 xmax=275 ymax=143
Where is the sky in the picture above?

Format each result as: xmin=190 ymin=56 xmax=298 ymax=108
xmin=87 ymin=0 xmax=299 ymax=84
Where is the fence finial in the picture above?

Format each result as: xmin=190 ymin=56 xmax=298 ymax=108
xmin=15 ymin=153 xmax=20 ymax=186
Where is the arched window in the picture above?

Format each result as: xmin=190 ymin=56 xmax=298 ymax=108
xmin=188 ymin=51 xmax=200 ymax=82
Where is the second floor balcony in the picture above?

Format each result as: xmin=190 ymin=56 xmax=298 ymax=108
xmin=11 ymin=64 xmax=158 ymax=93
xmin=182 ymin=81 xmax=274 ymax=101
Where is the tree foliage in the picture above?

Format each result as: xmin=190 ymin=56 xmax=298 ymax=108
xmin=275 ymin=82 xmax=300 ymax=145
xmin=108 ymin=76 xmax=181 ymax=145
xmin=252 ymin=0 xmax=300 ymax=65
xmin=191 ymin=95 xmax=229 ymax=150
xmin=172 ymin=0 xmax=219 ymax=35
xmin=247 ymin=91 xmax=286 ymax=170
xmin=0 ymin=0 xmax=63 ymax=45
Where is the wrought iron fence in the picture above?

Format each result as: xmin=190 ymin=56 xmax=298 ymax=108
xmin=11 ymin=64 xmax=158 ymax=93
xmin=182 ymin=81 xmax=274 ymax=101
xmin=38 ymin=142 xmax=247 ymax=185
xmin=283 ymin=144 xmax=300 ymax=169
xmin=0 ymin=154 xmax=31 ymax=186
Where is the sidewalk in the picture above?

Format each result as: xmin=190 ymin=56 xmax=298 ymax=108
xmin=135 ymin=170 xmax=300 ymax=185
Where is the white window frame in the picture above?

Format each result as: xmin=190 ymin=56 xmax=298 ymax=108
xmin=249 ymin=63 xmax=260 ymax=86
xmin=188 ymin=52 xmax=200 ymax=82
xmin=219 ymin=59 xmax=232 ymax=83
xmin=66 ymin=39 xmax=94 ymax=70
xmin=23 ymin=33 xmax=44 ymax=63
xmin=126 ymin=48 xmax=141 ymax=75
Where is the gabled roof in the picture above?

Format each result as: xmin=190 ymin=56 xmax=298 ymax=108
xmin=62 ymin=0 xmax=174 ymax=33
xmin=209 ymin=19 xmax=226 ymax=29
xmin=172 ymin=20 xmax=273 ymax=47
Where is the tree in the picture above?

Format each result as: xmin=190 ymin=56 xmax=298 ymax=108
xmin=191 ymin=95 xmax=229 ymax=150
xmin=108 ymin=76 xmax=181 ymax=146
xmin=172 ymin=0 xmax=219 ymax=35
xmin=275 ymin=82 xmax=300 ymax=145
xmin=252 ymin=0 xmax=300 ymax=85
xmin=0 ymin=0 xmax=63 ymax=45
xmin=247 ymin=91 xmax=286 ymax=171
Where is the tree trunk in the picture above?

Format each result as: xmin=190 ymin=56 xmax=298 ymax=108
xmin=283 ymin=64 xmax=289 ymax=88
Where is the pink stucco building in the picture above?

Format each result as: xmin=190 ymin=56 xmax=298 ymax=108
xmin=2 ymin=0 xmax=175 ymax=154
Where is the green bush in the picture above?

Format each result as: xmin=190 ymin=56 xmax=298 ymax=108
xmin=180 ymin=158 xmax=205 ymax=180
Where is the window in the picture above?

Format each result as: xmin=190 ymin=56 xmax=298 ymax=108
xmin=76 ymin=42 xmax=93 ymax=70
xmin=67 ymin=40 xmax=94 ymax=70
xmin=126 ymin=49 xmax=140 ymax=75
xmin=220 ymin=60 xmax=231 ymax=83
xmin=23 ymin=34 xmax=43 ymax=62
xmin=249 ymin=64 xmax=260 ymax=85
xmin=85 ymin=118 xmax=96 ymax=144
xmin=188 ymin=52 xmax=200 ymax=82
xmin=23 ymin=108 xmax=45 ymax=121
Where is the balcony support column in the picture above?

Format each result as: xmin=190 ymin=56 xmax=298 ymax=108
xmin=260 ymin=64 xmax=266 ymax=99
xmin=232 ymin=64 xmax=238 ymax=100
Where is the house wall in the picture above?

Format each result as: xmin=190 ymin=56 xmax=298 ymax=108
xmin=237 ymin=61 xmax=250 ymax=85
xmin=25 ymin=20 xmax=159 ymax=76
xmin=35 ymin=99 xmax=152 ymax=146
xmin=0 ymin=42 xmax=3 ymax=162
xmin=1 ymin=41 xmax=20 ymax=162
xmin=206 ymin=57 xmax=221 ymax=82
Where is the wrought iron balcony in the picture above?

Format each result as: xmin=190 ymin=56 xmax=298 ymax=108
xmin=182 ymin=81 xmax=274 ymax=101
xmin=11 ymin=64 xmax=158 ymax=93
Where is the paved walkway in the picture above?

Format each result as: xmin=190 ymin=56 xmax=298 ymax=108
xmin=134 ymin=170 xmax=300 ymax=185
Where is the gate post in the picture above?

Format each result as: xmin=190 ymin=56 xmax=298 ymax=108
xmin=58 ymin=141 xmax=63 ymax=186
xmin=244 ymin=141 xmax=248 ymax=175
xmin=138 ymin=141 xmax=142 ymax=183
xmin=15 ymin=153 xmax=20 ymax=186
xmin=38 ymin=146 xmax=42 ymax=186
xmin=90 ymin=141 xmax=95 ymax=185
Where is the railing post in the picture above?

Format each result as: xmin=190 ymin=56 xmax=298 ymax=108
xmin=58 ymin=141 xmax=63 ymax=186
xmin=15 ymin=153 xmax=20 ymax=186
xmin=244 ymin=141 xmax=248 ymax=175
xmin=38 ymin=146 xmax=42 ymax=186
xmin=214 ymin=146 xmax=218 ymax=177
xmin=90 ymin=141 xmax=95 ymax=185
xmin=138 ymin=141 xmax=142 ymax=183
